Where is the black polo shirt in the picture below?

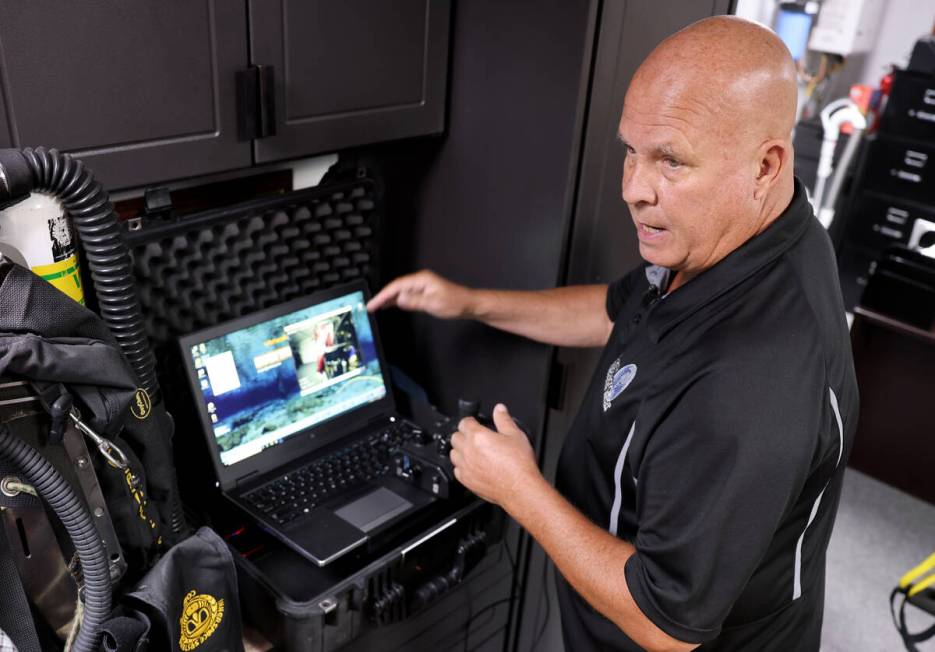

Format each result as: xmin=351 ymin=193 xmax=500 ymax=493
xmin=554 ymin=180 xmax=858 ymax=651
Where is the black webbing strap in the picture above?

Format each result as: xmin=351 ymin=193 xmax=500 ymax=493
xmin=890 ymin=587 xmax=935 ymax=651
xmin=0 ymin=520 xmax=40 ymax=652
xmin=31 ymin=381 xmax=72 ymax=445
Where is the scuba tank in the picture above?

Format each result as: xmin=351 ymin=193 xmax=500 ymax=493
xmin=0 ymin=192 xmax=84 ymax=305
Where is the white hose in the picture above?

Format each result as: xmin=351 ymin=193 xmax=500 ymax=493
xmin=818 ymin=128 xmax=864 ymax=229
xmin=813 ymin=98 xmax=867 ymax=217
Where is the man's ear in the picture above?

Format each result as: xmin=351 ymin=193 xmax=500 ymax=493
xmin=753 ymin=139 xmax=790 ymax=200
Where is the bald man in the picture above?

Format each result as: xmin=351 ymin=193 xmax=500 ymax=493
xmin=368 ymin=16 xmax=857 ymax=651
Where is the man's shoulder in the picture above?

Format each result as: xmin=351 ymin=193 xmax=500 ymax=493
xmin=689 ymin=228 xmax=851 ymax=396
xmin=779 ymin=217 xmax=851 ymax=339
xmin=695 ymin=268 xmax=824 ymax=364
xmin=734 ymin=220 xmax=844 ymax=347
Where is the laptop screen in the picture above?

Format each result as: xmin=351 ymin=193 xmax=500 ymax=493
xmin=184 ymin=289 xmax=388 ymax=467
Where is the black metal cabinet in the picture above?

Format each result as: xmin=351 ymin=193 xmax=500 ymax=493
xmin=0 ymin=1 xmax=251 ymax=191
xmin=0 ymin=0 xmax=450 ymax=191
xmin=248 ymin=0 xmax=450 ymax=164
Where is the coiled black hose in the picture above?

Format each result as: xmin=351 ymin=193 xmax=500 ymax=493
xmin=0 ymin=424 xmax=110 ymax=652
xmin=21 ymin=147 xmax=160 ymax=402
xmin=0 ymin=147 xmax=186 ymax=538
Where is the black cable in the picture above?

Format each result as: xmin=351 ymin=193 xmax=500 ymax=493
xmin=505 ymin=530 xmax=516 ymax=569
xmin=462 ymin=576 xmax=473 ymax=652
xmin=480 ymin=519 xmax=555 ymax=649
xmin=0 ymin=424 xmax=110 ymax=652
xmin=530 ymin=550 xmax=552 ymax=651
xmin=464 ymin=597 xmax=517 ymax=650
xmin=462 ymin=533 xmax=519 ymax=651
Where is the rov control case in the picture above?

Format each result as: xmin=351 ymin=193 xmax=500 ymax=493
xmin=122 ymin=167 xmax=514 ymax=651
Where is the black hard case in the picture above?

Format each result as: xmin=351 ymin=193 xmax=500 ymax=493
xmin=230 ymin=499 xmax=511 ymax=651
xmin=123 ymin=171 xmax=514 ymax=651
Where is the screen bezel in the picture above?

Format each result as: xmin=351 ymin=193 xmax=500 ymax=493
xmin=178 ymin=280 xmax=395 ymax=491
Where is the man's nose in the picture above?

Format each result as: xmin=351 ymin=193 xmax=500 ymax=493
xmin=621 ymin=159 xmax=656 ymax=207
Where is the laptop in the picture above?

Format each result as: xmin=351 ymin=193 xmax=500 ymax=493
xmin=178 ymin=280 xmax=434 ymax=566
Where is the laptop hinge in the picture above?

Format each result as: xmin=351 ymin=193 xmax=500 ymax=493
xmin=368 ymin=414 xmax=391 ymax=426
xmin=234 ymin=470 xmax=259 ymax=489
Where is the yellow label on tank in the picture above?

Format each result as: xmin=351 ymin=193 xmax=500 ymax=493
xmin=32 ymin=255 xmax=85 ymax=305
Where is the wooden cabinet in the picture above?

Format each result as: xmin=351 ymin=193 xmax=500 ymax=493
xmin=0 ymin=0 xmax=450 ymax=190
xmin=848 ymin=307 xmax=935 ymax=505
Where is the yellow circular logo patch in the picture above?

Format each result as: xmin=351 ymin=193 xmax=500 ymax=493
xmin=179 ymin=590 xmax=224 ymax=651
xmin=130 ymin=388 xmax=152 ymax=420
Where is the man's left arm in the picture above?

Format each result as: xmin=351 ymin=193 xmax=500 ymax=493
xmin=449 ymin=405 xmax=698 ymax=652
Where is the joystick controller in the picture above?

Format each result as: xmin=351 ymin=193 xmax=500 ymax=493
xmin=390 ymin=399 xmax=533 ymax=500
xmin=457 ymin=398 xmax=480 ymax=419
xmin=391 ymin=398 xmax=497 ymax=499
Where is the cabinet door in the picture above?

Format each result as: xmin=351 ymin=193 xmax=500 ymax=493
xmin=0 ymin=1 xmax=251 ymax=191
xmin=249 ymin=0 xmax=450 ymax=163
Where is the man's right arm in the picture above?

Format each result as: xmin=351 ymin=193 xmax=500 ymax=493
xmin=367 ymin=270 xmax=613 ymax=348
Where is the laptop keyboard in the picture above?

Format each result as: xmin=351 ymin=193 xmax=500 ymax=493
xmin=242 ymin=419 xmax=417 ymax=526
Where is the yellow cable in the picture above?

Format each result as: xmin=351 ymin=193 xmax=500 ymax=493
xmin=900 ymin=552 xmax=935 ymax=589
xmin=909 ymin=572 xmax=935 ymax=598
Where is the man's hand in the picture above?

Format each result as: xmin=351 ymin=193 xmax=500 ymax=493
xmin=366 ymin=270 xmax=474 ymax=319
xmin=448 ymin=403 xmax=540 ymax=507
xmin=369 ymin=271 xmax=612 ymax=348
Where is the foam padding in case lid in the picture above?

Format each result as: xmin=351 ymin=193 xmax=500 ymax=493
xmin=124 ymin=178 xmax=382 ymax=348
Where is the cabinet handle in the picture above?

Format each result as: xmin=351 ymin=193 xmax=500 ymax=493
xmin=237 ymin=65 xmax=277 ymax=141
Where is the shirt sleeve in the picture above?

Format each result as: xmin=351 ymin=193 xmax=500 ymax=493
xmin=624 ymin=355 xmax=824 ymax=643
xmin=605 ymin=267 xmax=645 ymax=321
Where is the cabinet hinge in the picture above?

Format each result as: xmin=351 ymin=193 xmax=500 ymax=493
xmin=237 ymin=64 xmax=277 ymax=141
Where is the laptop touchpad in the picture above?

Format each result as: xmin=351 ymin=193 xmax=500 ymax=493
xmin=335 ymin=487 xmax=412 ymax=532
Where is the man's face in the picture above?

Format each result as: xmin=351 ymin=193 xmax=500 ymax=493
xmin=618 ymin=81 xmax=756 ymax=280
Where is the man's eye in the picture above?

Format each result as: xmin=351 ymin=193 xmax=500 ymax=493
xmin=663 ymin=157 xmax=681 ymax=169
xmin=625 ymin=145 xmax=636 ymax=155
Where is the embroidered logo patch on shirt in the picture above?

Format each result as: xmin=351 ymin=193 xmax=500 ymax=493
xmin=603 ymin=359 xmax=637 ymax=411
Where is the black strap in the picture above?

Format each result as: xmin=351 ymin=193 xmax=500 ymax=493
xmin=0 ymin=521 xmax=41 ymax=652
xmin=891 ymin=587 xmax=935 ymax=651
xmin=31 ymin=381 xmax=72 ymax=444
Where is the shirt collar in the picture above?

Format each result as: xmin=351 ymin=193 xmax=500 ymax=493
xmin=645 ymin=178 xmax=814 ymax=343
xmin=645 ymin=265 xmax=671 ymax=294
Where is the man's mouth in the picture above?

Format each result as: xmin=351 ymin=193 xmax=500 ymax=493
xmin=637 ymin=222 xmax=666 ymax=237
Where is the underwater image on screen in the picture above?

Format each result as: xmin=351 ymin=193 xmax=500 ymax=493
xmin=187 ymin=291 xmax=387 ymax=466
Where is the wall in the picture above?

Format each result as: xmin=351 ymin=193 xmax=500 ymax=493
xmin=734 ymin=0 xmax=935 ymax=95
xmin=734 ymin=0 xmax=777 ymax=26
xmin=826 ymin=0 xmax=935 ymax=99
xmin=855 ymin=0 xmax=935 ymax=83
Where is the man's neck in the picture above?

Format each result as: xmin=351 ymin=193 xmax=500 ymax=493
xmin=668 ymin=179 xmax=796 ymax=294
xmin=755 ymin=179 xmax=795 ymax=237
xmin=669 ymin=270 xmax=690 ymax=293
